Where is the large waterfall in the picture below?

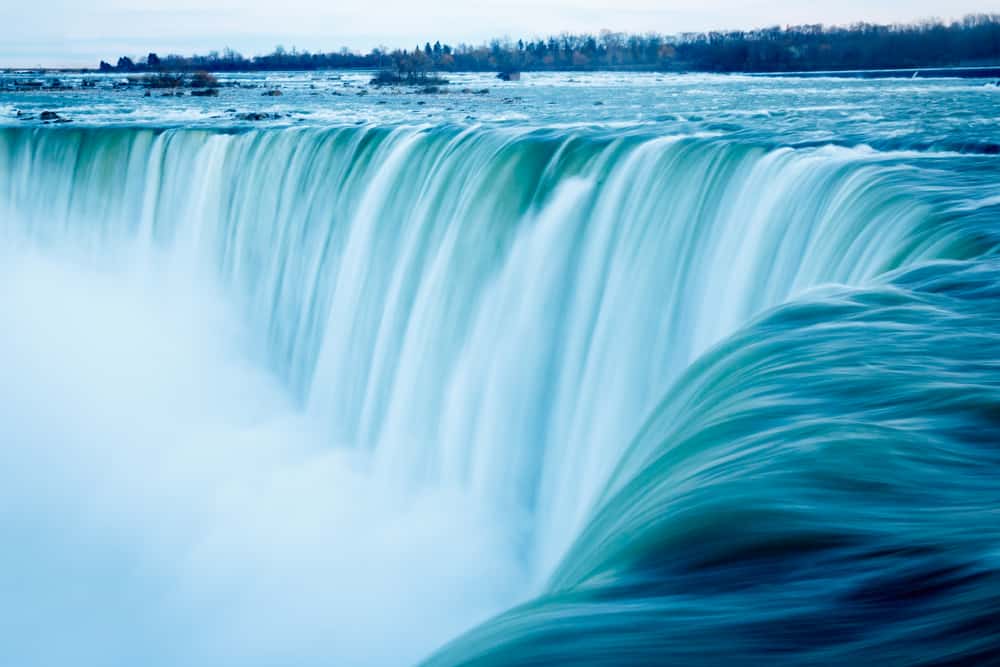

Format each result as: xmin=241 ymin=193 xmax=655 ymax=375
xmin=1 ymin=124 xmax=996 ymax=666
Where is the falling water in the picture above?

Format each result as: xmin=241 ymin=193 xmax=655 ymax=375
xmin=0 ymin=121 xmax=996 ymax=665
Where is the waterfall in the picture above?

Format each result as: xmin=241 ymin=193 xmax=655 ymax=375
xmin=0 ymin=124 xmax=989 ymax=666
xmin=0 ymin=125 xmax=971 ymax=578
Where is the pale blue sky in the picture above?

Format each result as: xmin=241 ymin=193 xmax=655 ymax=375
xmin=2 ymin=0 xmax=997 ymax=67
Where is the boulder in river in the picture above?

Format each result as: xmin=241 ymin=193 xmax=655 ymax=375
xmin=235 ymin=111 xmax=281 ymax=121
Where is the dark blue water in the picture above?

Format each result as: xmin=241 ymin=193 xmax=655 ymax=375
xmin=426 ymin=259 xmax=1000 ymax=665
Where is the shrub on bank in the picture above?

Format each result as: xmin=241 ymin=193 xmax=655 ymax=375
xmin=139 ymin=72 xmax=184 ymax=88
xmin=370 ymin=70 xmax=449 ymax=87
xmin=190 ymin=71 xmax=220 ymax=88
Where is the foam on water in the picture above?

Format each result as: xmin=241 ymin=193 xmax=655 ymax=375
xmin=0 ymin=246 xmax=526 ymax=666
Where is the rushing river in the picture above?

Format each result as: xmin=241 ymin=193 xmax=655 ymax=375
xmin=1 ymin=72 xmax=999 ymax=666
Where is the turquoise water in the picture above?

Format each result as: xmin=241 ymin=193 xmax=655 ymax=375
xmin=1 ymin=73 xmax=999 ymax=665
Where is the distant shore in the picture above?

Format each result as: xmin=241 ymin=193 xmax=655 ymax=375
xmin=3 ymin=66 xmax=1000 ymax=80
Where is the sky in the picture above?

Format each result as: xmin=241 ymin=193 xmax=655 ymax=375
xmin=2 ymin=0 xmax=998 ymax=68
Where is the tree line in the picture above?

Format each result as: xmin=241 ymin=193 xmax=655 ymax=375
xmin=100 ymin=14 xmax=1000 ymax=75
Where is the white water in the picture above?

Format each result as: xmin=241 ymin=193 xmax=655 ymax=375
xmin=0 ymin=246 xmax=527 ymax=666
xmin=0 ymin=125 xmax=953 ymax=665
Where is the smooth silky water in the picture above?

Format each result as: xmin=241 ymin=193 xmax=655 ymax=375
xmin=1 ymin=73 xmax=999 ymax=665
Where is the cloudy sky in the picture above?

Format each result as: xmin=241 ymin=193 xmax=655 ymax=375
xmin=3 ymin=0 xmax=997 ymax=67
